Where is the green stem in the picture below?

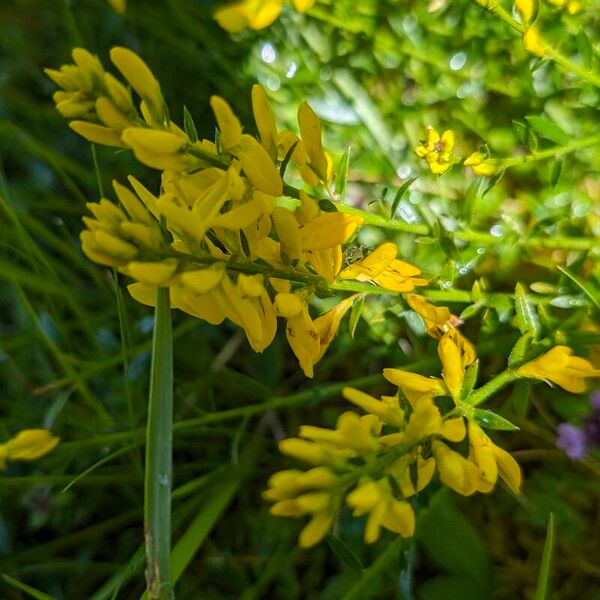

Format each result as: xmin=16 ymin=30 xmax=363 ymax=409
xmin=465 ymin=369 xmax=517 ymax=408
xmin=144 ymin=287 xmax=174 ymax=600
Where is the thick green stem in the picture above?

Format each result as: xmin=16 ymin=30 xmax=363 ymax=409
xmin=144 ymin=287 xmax=174 ymax=600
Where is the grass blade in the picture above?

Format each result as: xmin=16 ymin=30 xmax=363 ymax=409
xmin=1 ymin=575 xmax=56 ymax=600
xmin=144 ymin=288 xmax=174 ymax=599
xmin=535 ymin=513 xmax=555 ymax=600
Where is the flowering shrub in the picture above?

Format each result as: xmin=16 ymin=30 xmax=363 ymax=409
xmin=2 ymin=0 xmax=600 ymax=598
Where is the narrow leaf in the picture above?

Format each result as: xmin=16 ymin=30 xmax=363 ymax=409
xmin=349 ymin=295 xmax=365 ymax=338
xmin=1 ymin=575 xmax=56 ymax=600
xmin=390 ymin=177 xmax=417 ymax=219
xmin=525 ymin=116 xmax=569 ymax=145
xmin=549 ymin=159 xmax=562 ymax=187
xmin=183 ymin=106 xmax=199 ymax=143
xmin=335 ymin=148 xmax=351 ymax=198
xmin=576 ymin=29 xmax=593 ymax=70
xmin=514 ymin=282 xmax=540 ymax=337
xmin=327 ymin=535 xmax=364 ymax=571
xmin=535 ymin=513 xmax=555 ymax=600
xmin=557 ymin=265 xmax=600 ymax=311
xmin=474 ymin=409 xmax=519 ymax=431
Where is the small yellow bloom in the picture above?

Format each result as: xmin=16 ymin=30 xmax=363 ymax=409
xmin=343 ymin=387 xmax=405 ymax=428
xmin=405 ymin=294 xmax=460 ymax=338
xmin=432 ymin=440 xmax=480 ymax=496
xmin=0 ymin=430 xmax=59 ymax=470
xmin=523 ymin=26 xmax=545 ymax=56
xmin=468 ymin=421 xmax=521 ymax=495
xmin=69 ymin=121 xmax=126 ymax=148
xmin=515 ymin=0 xmax=535 ymax=24
xmin=415 ymin=127 xmax=455 ymax=175
xmin=517 ymin=346 xmax=600 ymax=393
xmin=438 ymin=328 xmax=477 ymax=402
xmin=214 ymin=0 xmax=284 ymax=32
xmin=340 ymin=242 xmax=427 ymax=292
xmin=383 ymin=368 xmax=446 ymax=407
xmin=291 ymin=0 xmax=315 ymax=9
xmin=313 ymin=295 xmax=358 ymax=362
xmin=121 ymin=128 xmax=189 ymax=171
xmin=346 ymin=478 xmax=415 ymax=543
xmin=464 ymin=151 xmax=499 ymax=177
xmin=298 ymin=101 xmax=330 ymax=183
xmin=251 ymin=84 xmax=278 ymax=160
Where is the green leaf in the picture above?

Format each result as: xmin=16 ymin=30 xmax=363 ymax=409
xmin=549 ymin=159 xmax=562 ymax=187
xmin=183 ymin=106 xmax=199 ymax=143
xmin=514 ymin=282 xmax=540 ymax=337
xmin=557 ymin=265 xmax=600 ymax=311
xmin=576 ymin=29 xmax=593 ymax=70
xmin=319 ymin=198 xmax=338 ymax=212
xmin=508 ymin=333 xmax=533 ymax=367
xmin=525 ymin=115 xmax=569 ymax=145
xmin=349 ymin=295 xmax=365 ymax=338
xmin=525 ymin=126 xmax=538 ymax=152
xmin=390 ymin=177 xmax=417 ymax=219
xmin=474 ymin=408 xmax=519 ymax=431
xmin=461 ymin=360 xmax=479 ymax=401
xmin=481 ymin=169 xmax=504 ymax=197
xmin=535 ymin=513 xmax=555 ymax=600
xmin=512 ymin=120 xmax=527 ymax=146
xmin=335 ymin=148 xmax=351 ymax=198
xmin=327 ymin=535 xmax=364 ymax=572
xmin=1 ymin=575 xmax=56 ymax=600
xmin=459 ymin=303 xmax=482 ymax=321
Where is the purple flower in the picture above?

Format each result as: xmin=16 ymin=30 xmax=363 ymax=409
xmin=590 ymin=391 xmax=600 ymax=412
xmin=556 ymin=423 xmax=588 ymax=461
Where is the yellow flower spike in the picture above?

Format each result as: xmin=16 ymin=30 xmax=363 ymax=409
xmin=124 ymin=260 xmax=178 ymax=286
xmin=382 ymin=368 xmax=446 ymax=407
xmin=272 ymin=208 xmax=302 ymax=260
xmin=297 ymin=101 xmax=329 ymax=182
xmin=405 ymin=294 xmax=459 ymax=339
xmin=210 ymin=95 xmax=242 ymax=151
xmin=313 ymin=294 xmax=358 ymax=361
xmin=263 ymin=466 xmax=337 ymax=502
xmin=54 ymin=96 xmax=95 ymax=119
xmin=95 ymin=97 xmax=134 ymax=132
xmin=523 ymin=26 xmax=546 ymax=56
xmin=432 ymin=440 xmax=480 ymax=496
xmin=109 ymin=47 xmax=164 ymax=120
xmin=238 ymin=135 xmax=283 ymax=196
xmin=517 ymin=345 xmax=600 ymax=393
xmin=0 ymin=430 xmax=59 ymax=470
xmin=69 ymin=121 xmax=126 ymax=147
xmin=300 ymin=213 xmax=364 ymax=251
xmin=274 ymin=292 xmax=304 ymax=318
xmin=251 ymin=84 xmax=278 ymax=160
xmin=342 ymin=387 xmax=404 ymax=427
xmin=71 ymin=47 xmax=106 ymax=88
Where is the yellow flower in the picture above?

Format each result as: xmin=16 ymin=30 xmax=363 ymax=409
xmin=383 ymin=368 xmax=446 ymax=407
xmin=523 ymin=26 xmax=545 ymax=56
xmin=517 ymin=346 xmax=600 ymax=393
xmin=214 ymin=0 xmax=284 ymax=33
xmin=346 ymin=478 xmax=415 ymax=543
xmin=464 ymin=151 xmax=499 ymax=177
xmin=415 ymin=127 xmax=455 ymax=175
xmin=0 ymin=430 xmax=59 ymax=470
xmin=432 ymin=440 xmax=480 ymax=496
xmin=468 ymin=421 xmax=521 ymax=495
xmin=515 ymin=0 xmax=535 ymax=24
xmin=339 ymin=242 xmax=427 ymax=292
xmin=313 ymin=295 xmax=358 ymax=362
xmin=251 ymin=84 xmax=278 ymax=160
xmin=388 ymin=452 xmax=436 ymax=498
xmin=437 ymin=328 xmax=477 ymax=402
xmin=343 ymin=388 xmax=405 ymax=427
xmin=405 ymin=294 xmax=460 ymax=339
xmin=300 ymin=411 xmax=381 ymax=456
xmin=298 ymin=101 xmax=330 ymax=183
xmin=121 ymin=128 xmax=189 ymax=171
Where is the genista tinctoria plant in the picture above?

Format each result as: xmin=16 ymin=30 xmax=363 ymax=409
xmin=44 ymin=0 xmax=600 ymax=592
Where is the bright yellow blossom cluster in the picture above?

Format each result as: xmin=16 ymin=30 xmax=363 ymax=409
xmin=46 ymin=47 xmax=429 ymax=376
xmin=414 ymin=126 xmax=456 ymax=175
xmin=0 ymin=430 xmax=59 ymax=470
xmin=214 ymin=0 xmax=315 ymax=32
xmin=265 ymin=325 xmax=521 ymax=547
xmin=266 ymin=294 xmax=600 ymax=546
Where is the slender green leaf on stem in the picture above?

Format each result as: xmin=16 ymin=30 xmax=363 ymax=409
xmin=341 ymin=535 xmax=405 ymax=600
xmin=144 ymin=288 xmax=174 ymax=600
xmin=1 ymin=575 xmax=56 ymax=600
xmin=557 ymin=266 xmax=600 ymax=311
xmin=535 ymin=513 xmax=555 ymax=600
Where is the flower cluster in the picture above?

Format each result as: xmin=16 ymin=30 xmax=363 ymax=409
xmin=266 ymin=293 xmax=600 ymax=547
xmin=46 ymin=48 xmax=429 ymax=376
xmin=214 ymin=0 xmax=315 ymax=32
xmin=557 ymin=393 xmax=600 ymax=460
xmin=0 ymin=430 xmax=59 ymax=470
xmin=265 ymin=324 xmax=522 ymax=547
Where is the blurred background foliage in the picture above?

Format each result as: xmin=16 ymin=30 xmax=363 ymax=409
xmin=1 ymin=0 xmax=600 ymax=598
